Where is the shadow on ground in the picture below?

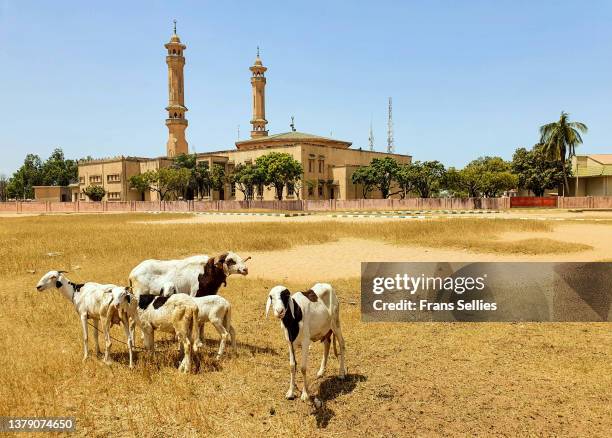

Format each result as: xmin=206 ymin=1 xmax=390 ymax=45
xmin=314 ymin=373 xmax=367 ymax=428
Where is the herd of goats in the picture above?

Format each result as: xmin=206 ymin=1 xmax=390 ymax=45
xmin=35 ymin=252 xmax=346 ymax=402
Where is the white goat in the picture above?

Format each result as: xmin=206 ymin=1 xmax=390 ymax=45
xmin=35 ymin=271 xmax=133 ymax=367
xmin=265 ymin=283 xmax=346 ymax=401
xmin=112 ymin=288 xmax=201 ymax=373
xmin=161 ymin=284 xmax=236 ymax=360
xmin=128 ymin=252 xmax=250 ymax=298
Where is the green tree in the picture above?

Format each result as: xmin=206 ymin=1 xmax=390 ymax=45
xmin=255 ymin=152 xmax=303 ymax=200
xmin=41 ymin=148 xmax=78 ymax=186
xmin=394 ymin=163 xmax=418 ymax=199
xmin=0 ymin=175 xmax=8 ymax=201
xmin=129 ymin=174 xmax=150 ymax=200
xmin=82 ymin=184 xmax=106 ymax=201
xmin=442 ymin=167 xmax=471 ymax=197
xmin=210 ymin=164 xmax=227 ymax=194
xmin=172 ymin=153 xmax=198 ymax=199
xmin=129 ymin=168 xmax=192 ymax=201
xmin=351 ymin=157 xmax=401 ymax=199
xmin=351 ymin=166 xmax=377 ymax=198
xmin=193 ymin=163 xmax=212 ymax=199
xmin=170 ymin=168 xmax=193 ymax=199
xmin=232 ymin=163 xmax=263 ymax=200
xmin=411 ymin=161 xmax=446 ymax=198
xmin=7 ymin=154 xmax=43 ymax=199
xmin=539 ymin=112 xmax=587 ymax=196
xmin=369 ymin=157 xmax=401 ymax=198
xmin=512 ymin=144 xmax=568 ymax=196
xmin=447 ymin=157 xmax=516 ymax=198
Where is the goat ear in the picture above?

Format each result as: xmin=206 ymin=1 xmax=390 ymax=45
xmin=265 ymin=296 xmax=271 ymax=318
xmin=288 ymin=296 xmax=295 ymax=319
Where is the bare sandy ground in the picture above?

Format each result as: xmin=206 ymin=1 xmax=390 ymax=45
xmin=134 ymin=209 xmax=612 ymax=224
xmin=244 ymin=223 xmax=612 ymax=282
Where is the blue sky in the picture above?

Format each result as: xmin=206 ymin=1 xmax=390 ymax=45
xmin=1 ymin=0 xmax=611 ymax=176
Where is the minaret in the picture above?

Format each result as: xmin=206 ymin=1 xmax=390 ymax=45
xmin=250 ymin=47 xmax=268 ymax=138
xmin=164 ymin=20 xmax=188 ymax=157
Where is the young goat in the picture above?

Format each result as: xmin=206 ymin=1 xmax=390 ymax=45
xmin=112 ymin=288 xmax=201 ymax=373
xmin=162 ymin=284 xmax=235 ymax=360
xmin=35 ymin=271 xmax=133 ymax=366
xmin=265 ymin=283 xmax=346 ymax=401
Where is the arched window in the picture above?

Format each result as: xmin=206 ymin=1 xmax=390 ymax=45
xmin=174 ymin=112 xmax=177 ymax=118
xmin=172 ymin=49 xmax=176 ymax=55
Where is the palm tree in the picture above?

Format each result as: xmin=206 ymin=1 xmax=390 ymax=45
xmin=539 ymin=112 xmax=588 ymax=196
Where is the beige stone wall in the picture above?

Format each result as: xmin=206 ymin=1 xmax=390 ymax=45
xmin=196 ymin=143 xmax=411 ymax=201
xmin=33 ymin=186 xmax=72 ymax=202
xmin=78 ymin=157 xmax=170 ymax=201
xmin=77 ymin=143 xmax=411 ymax=202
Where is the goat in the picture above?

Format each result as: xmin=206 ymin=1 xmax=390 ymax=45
xmin=161 ymin=284 xmax=235 ymax=360
xmin=128 ymin=252 xmax=250 ymax=298
xmin=112 ymin=288 xmax=201 ymax=373
xmin=35 ymin=271 xmax=133 ymax=367
xmin=265 ymin=283 xmax=346 ymax=401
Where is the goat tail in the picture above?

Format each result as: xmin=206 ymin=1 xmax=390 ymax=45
xmin=191 ymin=307 xmax=202 ymax=353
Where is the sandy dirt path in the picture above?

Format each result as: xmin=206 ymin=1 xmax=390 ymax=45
xmin=245 ymin=223 xmax=612 ymax=282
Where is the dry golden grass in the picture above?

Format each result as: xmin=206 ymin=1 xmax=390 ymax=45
xmin=0 ymin=214 xmax=609 ymax=436
xmin=0 ymin=214 xmax=588 ymax=278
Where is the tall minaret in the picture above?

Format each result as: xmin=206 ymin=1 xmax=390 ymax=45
xmin=250 ymin=47 xmax=268 ymax=138
xmin=164 ymin=20 xmax=188 ymax=157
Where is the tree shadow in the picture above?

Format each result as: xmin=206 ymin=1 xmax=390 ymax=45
xmin=313 ymin=373 xmax=367 ymax=428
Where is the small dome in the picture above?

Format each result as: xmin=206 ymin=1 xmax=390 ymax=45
xmin=254 ymin=55 xmax=262 ymax=66
xmin=170 ymin=33 xmax=181 ymax=43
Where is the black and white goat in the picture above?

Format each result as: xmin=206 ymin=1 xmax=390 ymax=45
xmin=35 ymin=271 xmax=133 ymax=366
xmin=112 ymin=288 xmax=201 ymax=373
xmin=265 ymin=283 xmax=346 ymax=401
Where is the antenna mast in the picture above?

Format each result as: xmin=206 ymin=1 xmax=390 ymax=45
xmin=387 ymin=97 xmax=394 ymax=153
xmin=368 ymin=120 xmax=375 ymax=151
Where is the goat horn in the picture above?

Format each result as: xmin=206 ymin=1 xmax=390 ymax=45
xmin=57 ymin=270 xmax=68 ymax=274
xmin=244 ymin=256 xmax=252 ymax=262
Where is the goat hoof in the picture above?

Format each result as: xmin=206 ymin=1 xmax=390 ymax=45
xmin=316 ymin=369 xmax=325 ymax=378
xmin=300 ymin=392 xmax=310 ymax=402
xmin=103 ymin=359 xmax=113 ymax=366
xmin=338 ymin=373 xmax=346 ymax=380
xmin=285 ymin=391 xmax=296 ymax=400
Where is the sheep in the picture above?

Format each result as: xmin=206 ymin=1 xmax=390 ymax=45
xmin=35 ymin=271 xmax=133 ymax=367
xmin=128 ymin=252 xmax=250 ymax=298
xmin=161 ymin=284 xmax=236 ymax=360
xmin=112 ymin=288 xmax=201 ymax=373
xmin=265 ymin=283 xmax=346 ymax=401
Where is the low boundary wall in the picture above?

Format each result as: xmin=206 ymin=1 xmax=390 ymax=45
xmin=0 ymin=198 xmax=509 ymax=213
xmin=2 ymin=196 xmax=611 ymax=213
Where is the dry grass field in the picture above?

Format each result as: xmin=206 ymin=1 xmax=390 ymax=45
xmin=0 ymin=214 xmax=610 ymax=437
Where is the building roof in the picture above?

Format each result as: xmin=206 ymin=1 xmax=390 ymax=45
xmin=235 ymin=131 xmax=352 ymax=150
xmin=573 ymin=154 xmax=612 ymax=177
xmin=588 ymin=154 xmax=612 ymax=165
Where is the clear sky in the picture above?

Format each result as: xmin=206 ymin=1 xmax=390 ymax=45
xmin=1 ymin=0 xmax=611 ymax=176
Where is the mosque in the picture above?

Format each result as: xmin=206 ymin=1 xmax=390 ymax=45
xmin=74 ymin=25 xmax=412 ymax=202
